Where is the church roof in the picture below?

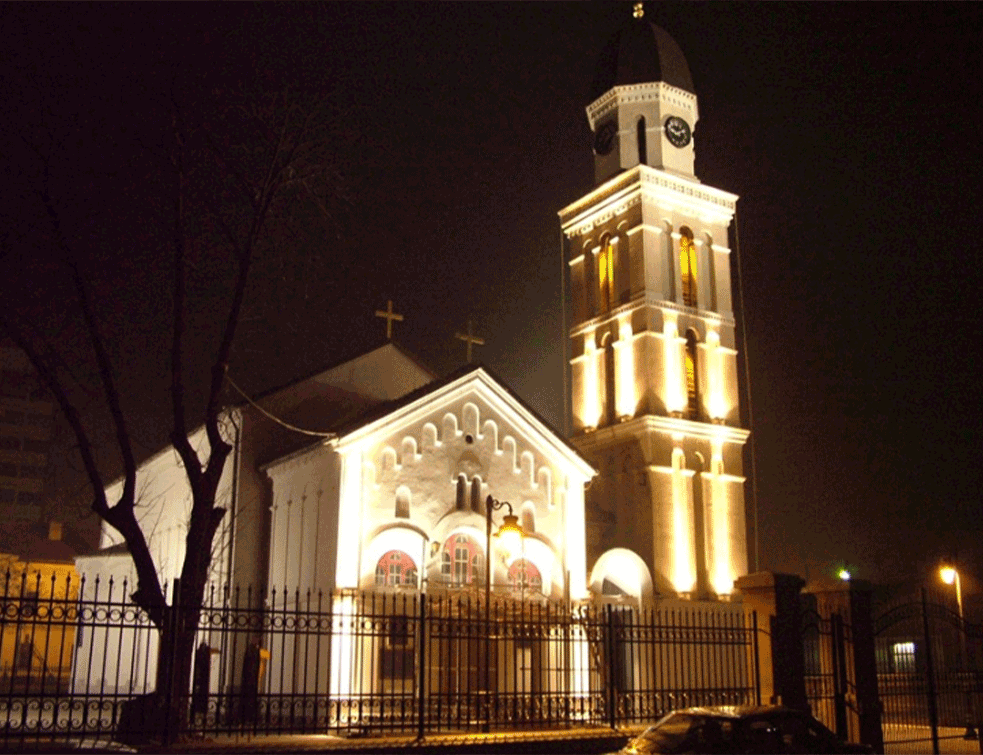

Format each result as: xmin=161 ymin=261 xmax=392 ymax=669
xmin=249 ymin=340 xmax=437 ymax=405
xmin=590 ymin=18 xmax=694 ymax=102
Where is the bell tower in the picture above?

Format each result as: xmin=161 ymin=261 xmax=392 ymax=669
xmin=561 ymin=9 xmax=749 ymax=600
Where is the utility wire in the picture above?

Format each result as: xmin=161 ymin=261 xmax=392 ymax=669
xmin=733 ymin=208 xmax=760 ymax=573
xmin=224 ymin=373 xmax=337 ymax=439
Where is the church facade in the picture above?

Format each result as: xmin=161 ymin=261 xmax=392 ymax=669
xmin=72 ymin=13 xmax=752 ymax=706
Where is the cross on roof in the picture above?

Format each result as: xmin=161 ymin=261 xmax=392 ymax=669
xmin=455 ymin=320 xmax=485 ymax=363
xmin=374 ymin=300 xmax=404 ymax=340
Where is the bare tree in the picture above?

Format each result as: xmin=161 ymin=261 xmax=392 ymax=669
xmin=1 ymin=89 xmax=341 ymax=740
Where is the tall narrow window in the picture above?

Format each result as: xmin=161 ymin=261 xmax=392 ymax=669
xmin=680 ymin=227 xmax=697 ymax=307
xmin=455 ymin=475 xmax=466 ymax=510
xmin=705 ymin=234 xmax=718 ymax=311
xmin=520 ymin=502 xmax=536 ymax=534
xmin=597 ymin=236 xmax=616 ymax=313
xmin=637 ymin=117 xmax=647 ymax=165
xmin=469 ymin=477 xmax=482 ymax=513
xmin=604 ymin=335 xmax=616 ymax=426
xmin=584 ymin=242 xmax=597 ymax=317
xmin=395 ymin=488 xmax=410 ymax=518
xmin=685 ymin=330 xmax=699 ymax=420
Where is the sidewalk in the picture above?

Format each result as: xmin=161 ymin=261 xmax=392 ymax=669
xmin=8 ymin=727 xmax=634 ymax=755
xmin=169 ymin=726 xmax=632 ymax=754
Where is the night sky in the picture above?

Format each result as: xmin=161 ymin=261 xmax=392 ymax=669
xmin=3 ymin=3 xmax=981 ymax=588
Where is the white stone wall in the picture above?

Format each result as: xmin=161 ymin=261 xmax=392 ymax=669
xmin=265 ymin=370 xmax=594 ymax=603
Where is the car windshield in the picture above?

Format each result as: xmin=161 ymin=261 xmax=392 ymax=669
xmin=636 ymin=713 xmax=733 ymax=753
xmin=635 ymin=714 xmax=697 ymax=752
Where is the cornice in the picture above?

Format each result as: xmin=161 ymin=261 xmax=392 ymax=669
xmin=573 ymin=414 xmax=749 ymax=453
xmin=585 ymin=82 xmax=698 ymax=128
xmin=568 ymin=296 xmax=735 ymax=339
xmin=560 ymin=167 xmax=738 ymax=239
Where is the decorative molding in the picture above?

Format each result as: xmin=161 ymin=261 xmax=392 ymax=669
xmin=561 ymin=167 xmax=737 ymax=239
xmin=569 ymin=297 xmax=734 ymax=339
xmin=574 ymin=414 xmax=749 ymax=453
xmin=586 ymin=82 xmax=697 ymax=128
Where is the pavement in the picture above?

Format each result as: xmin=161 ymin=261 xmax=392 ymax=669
xmin=3 ymin=726 xmax=635 ymax=754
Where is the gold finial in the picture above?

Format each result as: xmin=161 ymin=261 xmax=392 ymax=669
xmin=633 ymin=2 xmax=644 ymax=19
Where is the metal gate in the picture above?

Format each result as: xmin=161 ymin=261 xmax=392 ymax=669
xmin=874 ymin=589 xmax=983 ymax=754
xmin=802 ymin=605 xmax=860 ymax=744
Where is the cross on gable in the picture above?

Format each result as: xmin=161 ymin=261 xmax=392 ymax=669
xmin=455 ymin=320 xmax=485 ymax=362
xmin=374 ymin=300 xmax=404 ymax=340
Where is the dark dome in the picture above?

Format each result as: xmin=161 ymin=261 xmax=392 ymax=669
xmin=590 ymin=19 xmax=694 ymax=102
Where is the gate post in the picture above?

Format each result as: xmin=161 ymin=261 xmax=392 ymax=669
xmin=804 ymin=577 xmax=883 ymax=753
xmin=735 ymin=572 xmax=808 ymax=710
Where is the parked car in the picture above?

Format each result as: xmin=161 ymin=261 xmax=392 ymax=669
xmin=617 ymin=705 xmax=872 ymax=754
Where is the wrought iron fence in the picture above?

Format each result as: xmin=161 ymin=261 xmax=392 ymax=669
xmin=874 ymin=589 xmax=983 ymax=754
xmin=0 ymin=572 xmax=760 ymax=748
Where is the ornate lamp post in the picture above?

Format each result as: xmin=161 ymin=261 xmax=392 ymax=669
xmin=482 ymin=495 xmax=524 ymax=731
xmin=941 ymin=562 xmax=977 ymax=740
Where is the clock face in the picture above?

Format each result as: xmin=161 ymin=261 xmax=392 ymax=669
xmin=593 ymin=122 xmax=616 ymax=156
xmin=664 ymin=116 xmax=691 ymax=148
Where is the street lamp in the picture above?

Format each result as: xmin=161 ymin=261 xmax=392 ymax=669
xmin=482 ymin=495 xmax=524 ymax=731
xmin=940 ymin=562 xmax=977 ymax=739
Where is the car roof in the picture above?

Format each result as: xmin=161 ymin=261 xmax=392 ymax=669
xmin=668 ymin=705 xmax=805 ymax=720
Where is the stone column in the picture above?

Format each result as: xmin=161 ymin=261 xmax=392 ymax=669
xmin=735 ymin=571 xmax=808 ymax=710
xmin=804 ymin=577 xmax=883 ymax=753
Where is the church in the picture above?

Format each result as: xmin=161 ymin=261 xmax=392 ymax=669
xmin=75 ymin=9 xmax=750 ymax=697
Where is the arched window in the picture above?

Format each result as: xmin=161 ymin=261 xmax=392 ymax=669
xmin=508 ymin=559 xmax=543 ymax=593
xmin=520 ymin=502 xmax=536 ymax=534
xmin=637 ymin=116 xmax=647 ymax=165
xmin=685 ymin=330 xmax=699 ymax=420
xmin=597 ymin=236 xmax=616 ymax=313
xmin=704 ymin=234 xmax=718 ymax=311
xmin=680 ymin=227 xmax=697 ymax=307
xmin=455 ymin=474 xmax=467 ymax=510
xmin=395 ymin=488 xmax=410 ymax=518
xmin=375 ymin=550 xmax=418 ymax=587
xmin=584 ymin=242 xmax=597 ymax=317
xmin=440 ymin=534 xmax=482 ymax=586
xmin=603 ymin=333 xmax=616 ymax=426
xmin=469 ymin=477 xmax=482 ymax=513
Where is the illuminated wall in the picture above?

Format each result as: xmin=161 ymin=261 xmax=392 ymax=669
xmin=265 ymin=368 xmax=595 ymax=605
xmin=562 ymin=68 xmax=751 ymax=601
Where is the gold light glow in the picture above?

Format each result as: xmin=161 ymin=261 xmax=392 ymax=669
xmin=598 ymin=239 xmax=615 ymax=312
xmin=335 ymin=451 xmax=363 ymax=588
xmin=615 ymin=320 xmax=636 ymax=418
xmin=708 ymin=445 xmax=732 ymax=596
xmin=663 ymin=319 xmax=686 ymax=414
xmin=680 ymin=230 xmax=697 ymax=307
xmin=496 ymin=513 xmax=523 ymax=561
xmin=684 ymin=340 xmax=697 ymax=417
xmin=705 ymin=330 xmax=726 ymax=421
xmin=582 ymin=334 xmax=601 ymax=428
xmin=330 ymin=594 xmax=355 ymax=699
xmin=671 ymin=450 xmax=696 ymax=593
xmin=941 ymin=566 xmax=957 ymax=585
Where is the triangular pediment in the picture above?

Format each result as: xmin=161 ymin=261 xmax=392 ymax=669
xmin=333 ymin=366 xmax=594 ymax=482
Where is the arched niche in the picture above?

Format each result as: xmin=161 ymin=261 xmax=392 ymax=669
xmin=589 ymin=548 xmax=654 ymax=603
